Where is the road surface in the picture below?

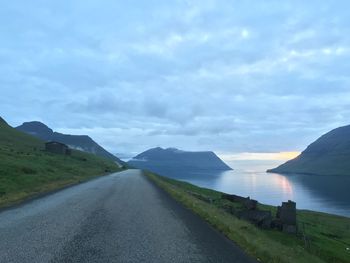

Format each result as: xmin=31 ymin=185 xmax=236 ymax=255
xmin=0 ymin=170 xmax=256 ymax=263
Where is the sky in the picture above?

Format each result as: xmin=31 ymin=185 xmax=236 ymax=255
xmin=1 ymin=0 xmax=350 ymax=159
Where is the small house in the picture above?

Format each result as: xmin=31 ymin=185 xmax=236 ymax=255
xmin=45 ymin=141 xmax=71 ymax=155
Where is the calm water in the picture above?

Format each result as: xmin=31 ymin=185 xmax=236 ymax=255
xmin=170 ymin=160 xmax=350 ymax=217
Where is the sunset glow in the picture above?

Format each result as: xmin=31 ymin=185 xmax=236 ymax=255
xmin=274 ymin=174 xmax=294 ymax=197
xmin=219 ymin=152 xmax=300 ymax=161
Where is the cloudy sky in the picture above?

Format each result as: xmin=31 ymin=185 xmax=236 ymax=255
xmin=1 ymin=0 xmax=350 ymax=159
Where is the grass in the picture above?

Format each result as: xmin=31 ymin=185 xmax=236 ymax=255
xmin=144 ymin=171 xmax=350 ymax=263
xmin=0 ymin=120 xmax=123 ymax=208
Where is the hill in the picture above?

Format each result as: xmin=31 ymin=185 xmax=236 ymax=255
xmin=0 ymin=116 xmax=7 ymax=125
xmin=16 ymin=121 xmax=122 ymax=164
xmin=145 ymin=171 xmax=350 ymax=263
xmin=267 ymin=125 xmax=350 ymax=176
xmin=128 ymin=147 xmax=232 ymax=177
xmin=0 ymin=117 xmax=122 ymax=207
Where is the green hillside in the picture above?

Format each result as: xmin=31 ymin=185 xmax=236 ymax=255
xmin=268 ymin=125 xmax=350 ymax=176
xmin=145 ymin=172 xmax=350 ymax=263
xmin=0 ymin=118 xmax=122 ymax=208
xmin=16 ymin=121 xmax=123 ymax=164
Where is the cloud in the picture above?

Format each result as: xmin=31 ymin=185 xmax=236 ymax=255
xmin=1 ymin=0 xmax=350 ymax=156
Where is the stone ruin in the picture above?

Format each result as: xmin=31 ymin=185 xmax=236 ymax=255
xmin=273 ymin=200 xmax=297 ymax=234
xmin=239 ymin=210 xmax=272 ymax=229
xmin=188 ymin=191 xmax=298 ymax=234
xmin=222 ymin=194 xmax=272 ymax=228
xmin=222 ymin=194 xmax=297 ymax=234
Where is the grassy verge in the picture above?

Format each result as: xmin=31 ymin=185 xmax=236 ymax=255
xmin=0 ymin=121 xmax=124 ymax=208
xmin=0 ymin=149 xmax=123 ymax=208
xmin=144 ymin=171 xmax=350 ymax=263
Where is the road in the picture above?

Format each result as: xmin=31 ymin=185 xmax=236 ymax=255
xmin=0 ymin=169 xmax=256 ymax=263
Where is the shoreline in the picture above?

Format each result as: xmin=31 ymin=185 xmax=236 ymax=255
xmin=144 ymin=171 xmax=350 ymax=263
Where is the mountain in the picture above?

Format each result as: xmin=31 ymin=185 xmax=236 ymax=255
xmin=0 ymin=117 xmax=120 ymax=207
xmin=16 ymin=121 xmax=122 ymax=164
xmin=128 ymin=147 xmax=232 ymax=177
xmin=267 ymin=125 xmax=350 ymax=176
xmin=0 ymin=116 xmax=8 ymax=125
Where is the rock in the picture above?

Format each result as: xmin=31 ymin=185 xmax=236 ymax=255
xmin=243 ymin=199 xmax=258 ymax=210
xmin=279 ymin=200 xmax=296 ymax=225
xmin=221 ymin=204 xmax=236 ymax=215
xmin=261 ymin=217 xmax=272 ymax=229
xmin=275 ymin=200 xmax=297 ymax=234
xmin=222 ymin=194 xmax=257 ymax=210
xmin=222 ymin=194 xmax=248 ymax=203
xmin=283 ymin=224 xmax=297 ymax=234
xmin=276 ymin=206 xmax=281 ymax=218
xmin=271 ymin=219 xmax=283 ymax=230
xmin=239 ymin=210 xmax=272 ymax=227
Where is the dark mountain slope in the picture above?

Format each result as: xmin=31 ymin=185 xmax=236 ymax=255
xmin=16 ymin=121 xmax=121 ymax=164
xmin=0 ymin=116 xmax=8 ymax=125
xmin=267 ymin=125 xmax=350 ymax=176
xmin=128 ymin=147 xmax=232 ymax=177
xmin=0 ymin=117 xmax=121 ymax=207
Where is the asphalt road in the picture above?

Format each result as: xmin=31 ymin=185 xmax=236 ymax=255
xmin=0 ymin=170 xmax=256 ymax=263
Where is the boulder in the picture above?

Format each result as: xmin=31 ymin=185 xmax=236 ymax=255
xmin=221 ymin=204 xmax=236 ymax=215
xmin=222 ymin=193 xmax=248 ymax=203
xmin=276 ymin=200 xmax=297 ymax=234
xmin=283 ymin=224 xmax=297 ymax=234
xmin=278 ymin=200 xmax=296 ymax=225
xmin=243 ymin=199 xmax=258 ymax=210
xmin=271 ymin=219 xmax=283 ymax=230
xmin=239 ymin=210 xmax=272 ymax=227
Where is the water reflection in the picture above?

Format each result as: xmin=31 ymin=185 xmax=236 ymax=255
xmin=173 ymin=160 xmax=350 ymax=217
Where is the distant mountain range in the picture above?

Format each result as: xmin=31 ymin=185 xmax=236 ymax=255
xmin=16 ymin=121 xmax=122 ymax=164
xmin=268 ymin=125 xmax=350 ymax=176
xmin=128 ymin=147 xmax=232 ymax=177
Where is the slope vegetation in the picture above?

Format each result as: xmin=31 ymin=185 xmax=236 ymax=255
xmin=268 ymin=125 xmax=350 ymax=176
xmin=145 ymin=172 xmax=350 ymax=263
xmin=16 ymin=121 xmax=122 ymax=164
xmin=0 ymin=118 xmax=122 ymax=207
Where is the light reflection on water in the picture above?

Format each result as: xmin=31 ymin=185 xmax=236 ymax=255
xmin=174 ymin=160 xmax=350 ymax=217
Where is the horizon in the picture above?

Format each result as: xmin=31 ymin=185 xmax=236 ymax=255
xmin=5 ymin=115 xmax=302 ymax=164
xmin=2 ymin=1 xmax=350 ymax=162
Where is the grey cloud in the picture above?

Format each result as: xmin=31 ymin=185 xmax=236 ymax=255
xmin=1 ymin=0 xmax=350 ymax=155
